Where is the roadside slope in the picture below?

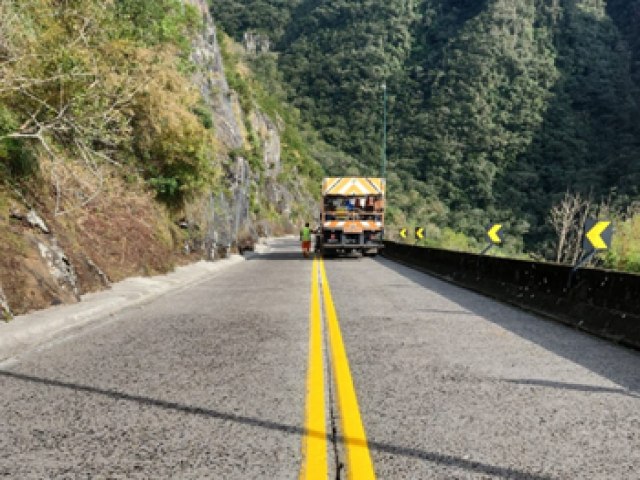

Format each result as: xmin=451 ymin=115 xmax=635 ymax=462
xmin=0 ymin=1 xmax=321 ymax=318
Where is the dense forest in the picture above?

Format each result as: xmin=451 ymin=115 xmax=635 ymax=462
xmin=213 ymin=0 xmax=640 ymax=267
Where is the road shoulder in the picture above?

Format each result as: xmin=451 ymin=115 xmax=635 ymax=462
xmin=0 ymin=255 xmax=245 ymax=363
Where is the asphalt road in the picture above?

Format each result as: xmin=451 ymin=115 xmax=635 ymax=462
xmin=1 ymin=238 xmax=639 ymax=479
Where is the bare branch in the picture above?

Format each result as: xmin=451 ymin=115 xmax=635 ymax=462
xmin=549 ymin=190 xmax=591 ymax=264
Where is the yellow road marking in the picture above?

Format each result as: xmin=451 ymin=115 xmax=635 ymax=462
xmin=319 ymin=258 xmax=376 ymax=480
xmin=299 ymin=258 xmax=328 ymax=480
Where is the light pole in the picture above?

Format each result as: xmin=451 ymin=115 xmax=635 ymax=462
xmin=381 ymin=82 xmax=387 ymax=178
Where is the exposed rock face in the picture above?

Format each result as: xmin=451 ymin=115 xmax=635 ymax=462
xmin=9 ymin=207 xmax=50 ymax=234
xmin=0 ymin=286 xmax=12 ymax=321
xmin=85 ymin=256 xmax=111 ymax=288
xmin=36 ymin=239 xmax=79 ymax=300
xmin=243 ymin=32 xmax=271 ymax=54
xmin=251 ymin=110 xmax=282 ymax=177
xmin=186 ymin=0 xmax=299 ymax=247
xmin=248 ymin=110 xmax=291 ymax=213
xmin=190 ymin=0 xmax=245 ymax=152
xmin=26 ymin=210 xmax=49 ymax=234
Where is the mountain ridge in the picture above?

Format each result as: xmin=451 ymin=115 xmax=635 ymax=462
xmin=214 ymin=0 xmax=640 ymax=259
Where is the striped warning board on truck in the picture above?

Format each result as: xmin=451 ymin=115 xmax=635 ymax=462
xmin=322 ymin=177 xmax=385 ymax=196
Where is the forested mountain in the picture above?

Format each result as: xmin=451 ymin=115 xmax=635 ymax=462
xmin=213 ymin=0 xmax=640 ymax=256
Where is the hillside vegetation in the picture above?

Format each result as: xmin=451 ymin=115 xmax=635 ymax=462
xmin=213 ymin=0 xmax=640 ymax=268
xmin=0 ymin=1 xmax=218 ymax=206
xmin=0 ymin=0 xmax=323 ymax=315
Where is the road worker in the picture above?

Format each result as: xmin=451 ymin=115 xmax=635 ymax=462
xmin=300 ymin=222 xmax=312 ymax=258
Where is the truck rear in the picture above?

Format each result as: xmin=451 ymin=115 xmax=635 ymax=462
xmin=317 ymin=177 xmax=385 ymax=256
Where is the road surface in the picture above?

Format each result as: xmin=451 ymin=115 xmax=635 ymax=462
xmin=1 ymin=238 xmax=639 ymax=479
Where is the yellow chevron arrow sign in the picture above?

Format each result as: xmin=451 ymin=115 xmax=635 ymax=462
xmin=415 ymin=227 xmax=424 ymax=240
xmin=585 ymin=220 xmax=612 ymax=251
xmin=399 ymin=228 xmax=408 ymax=239
xmin=487 ymin=224 xmax=503 ymax=244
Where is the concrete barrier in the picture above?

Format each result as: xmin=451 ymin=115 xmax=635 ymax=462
xmin=383 ymin=241 xmax=640 ymax=350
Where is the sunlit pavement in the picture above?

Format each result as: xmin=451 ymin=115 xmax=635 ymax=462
xmin=1 ymin=238 xmax=639 ymax=479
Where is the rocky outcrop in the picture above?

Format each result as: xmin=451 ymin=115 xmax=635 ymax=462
xmin=243 ymin=32 xmax=271 ymax=54
xmin=251 ymin=110 xmax=282 ymax=176
xmin=84 ymin=256 xmax=111 ymax=288
xmin=0 ymin=286 xmax=12 ymax=321
xmin=190 ymin=0 xmax=245 ymax=152
xmin=36 ymin=238 xmax=79 ymax=300
xmin=10 ymin=207 xmax=50 ymax=234
xmin=14 ymin=206 xmax=80 ymax=300
xmin=186 ymin=0 xmax=307 ymax=248
xmin=249 ymin=110 xmax=291 ymax=214
xmin=6 ymin=205 xmax=78 ymax=304
xmin=26 ymin=210 xmax=50 ymax=234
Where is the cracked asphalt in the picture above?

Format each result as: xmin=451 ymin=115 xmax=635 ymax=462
xmin=1 ymin=238 xmax=639 ymax=479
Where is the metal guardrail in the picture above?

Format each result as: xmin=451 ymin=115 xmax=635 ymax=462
xmin=382 ymin=241 xmax=640 ymax=350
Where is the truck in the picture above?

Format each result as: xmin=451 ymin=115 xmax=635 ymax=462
xmin=316 ymin=177 xmax=385 ymax=257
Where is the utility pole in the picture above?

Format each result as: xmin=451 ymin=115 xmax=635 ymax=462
xmin=381 ymin=82 xmax=387 ymax=178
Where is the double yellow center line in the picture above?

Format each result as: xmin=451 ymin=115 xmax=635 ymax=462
xmin=300 ymin=256 xmax=328 ymax=477
xmin=300 ymin=257 xmax=376 ymax=480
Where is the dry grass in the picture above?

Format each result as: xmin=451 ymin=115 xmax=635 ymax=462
xmin=42 ymin=159 xmax=178 ymax=284
xmin=0 ymin=155 xmax=186 ymax=314
xmin=0 ymin=186 xmax=79 ymax=314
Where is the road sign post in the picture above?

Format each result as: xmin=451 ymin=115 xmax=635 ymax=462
xmin=582 ymin=219 xmax=613 ymax=253
xmin=568 ymin=219 xmax=613 ymax=287
xmin=481 ymin=223 xmax=503 ymax=255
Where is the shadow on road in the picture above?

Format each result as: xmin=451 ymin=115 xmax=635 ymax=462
xmin=0 ymin=369 xmax=551 ymax=480
xmin=245 ymin=251 xmax=314 ymax=261
xmin=375 ymin=257 xmax=640 ymax=394
xmin=503 ymin=378 xmax=640 ymax=399
xmin=246 ymin=252 xmax=367 ymax=261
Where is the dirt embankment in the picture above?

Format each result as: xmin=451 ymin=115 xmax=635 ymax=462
xmin=0 ymin=166 xmax=190 ymax=317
